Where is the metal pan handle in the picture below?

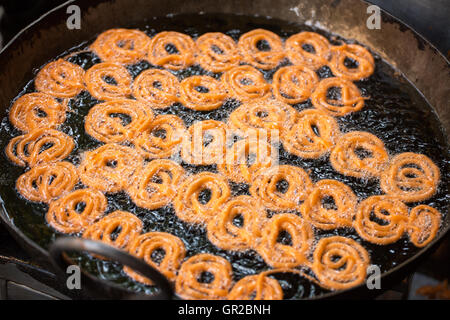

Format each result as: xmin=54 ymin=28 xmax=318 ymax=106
xmin=49 ymin=237 xmax=174 ymax=300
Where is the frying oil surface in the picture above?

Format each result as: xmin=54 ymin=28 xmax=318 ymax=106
xmin=0 ymin=14 xmax=448 ymax=299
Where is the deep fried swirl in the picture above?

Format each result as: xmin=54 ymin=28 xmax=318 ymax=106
xmin=272 ymin=65 xmax=319 ymax=104
xmin=228 ymin=274 xmax=283 ymax=300
xmin=329 ymin=44 xmax=375 ymax=80
xmin=285 ymin=32 xmax=331 ymax=69
xmin=196 ymin=32 xmax=240 ymax=72
xmin=407 ymin=205 xmax=441 ymax=248
xmin=85 ymin=62 xmax=132 ymax=100
xmin=179 ymin=75 xmax=227 ymax=111
xmin=222 ymin=65 xmax=271 ymax=101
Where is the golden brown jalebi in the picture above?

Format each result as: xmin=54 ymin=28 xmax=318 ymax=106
xmin=257 ymin=213 xmax=313 ymax=268
xmin=285 ymin=32 xmax=331 ymax=70
xmin=16 ymin=161 xmax=78 ymax=203
xmin=330 ymin=131 xmax=389 ymax=178
xmin=175 ymin=253 xmax=233 ymax=300
xmin=127 ymin=159 xmax=185 ymax=210
xmin=206 ymin=195 xmax=268 ymax=251
xmin=90 ymin=28 xmax=150 ymax=64
xmin=238 ymin=29 xmax=285 ymax=70
xmin=311 ymin=77 xmax=367 ymax=116
xmin=300 ymin=179 xmax=357 ymax=230
xmin=132 ymin=69 xmax=180 ymax=109
xmin=85 ymin=99 xmax=153 ymax=143
xmin=78 ymin=143 xmax=143 ymax=193
xmin=84 ymin=62 xmax=132 ymax=101
xmin=282 ymin=108 xmax=340 ymax=159
xmin=6 ymin=128 xmax=74 ymax=167
xmin=35 ymin=59 xmax=85 ymax=98
xmin=407 ymin=205 xmax=441 ymax=248
xmin=250 ymin=165 xmax=313 ymax=211
xmin=173 ymin=172 xmax=230 ymax=225
xmin=181 ymin=120 xmax=228 ymax=165
xmin=82 ymin=210 xmax=143 ymax=253
xmin=380 ymin=152 xmax=440 ymax=203
xmin=222 ymin=65 xmax=271 ymax=102
xmin=329 ymin=44 xmax=375 ymax=81
xmin=228 ymin=274 xmax=283 ymax=300
xmin=148 ymin=31 xmax=196 ymax=70
xmin=272 ymin=65 xmax=319 ymax=104
xmin=9 ymin=93 xmax=66 ymax=132
xmin=179 ymin=75 xmax=227 ymax=111
xmin=196 ymin=32 xmax=240 ymax=72
xmin=354 ymin=195 xmax=409 ymax=245
xmin=312 ymin=236 xmax=370 ymax=290
xmin=133 ymin=114 xmax=185 ymax=159
xmin=46 ymin=188 xmax=107 ymax=234
xmin=124 ymin=232 xmax=186 ymax=285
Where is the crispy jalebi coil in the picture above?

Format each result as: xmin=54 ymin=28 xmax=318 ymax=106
xmin=85 ymin=99 xmax=153 ymax=143
xmin=148 ymin=31 xmax=196 ymax=70
xmin=127 ymin=159 xmax=185 ymax=210
xmin=380 ymin=152 xmax=440 ymax=202
xmin=282 ymin=109 xmax=340 ymax=159
xmin=329 ymin=44 xmax=375 ymax=81
xmin=84 ymin=62 xmax=132 ymax=100
xmin=250 ymin=165 xmax=313 ymax=211
xmin=300 ymin=179 xmax=357 ymax=230
xmin=124 ymin=232 xmax=186 ymax=285
xmin=6 ymin=129 xmax=74 ymax=167
xmin=285 ymin=32 xmax=331 ymax=69
xmin=407 ymin=205 xmax=441 ymax=248
xmin=312 ymin=236 xmax=370 ymax=290
xmin=218 ymin=138 xmax=275 ymax=184
xmin=330 ymin=131 xmax=389 ymax=178
xmin=173 ymin=172 xmax=230 ymax=225
xmin=82 ymin=210 xmax=143 ymax=253
xmin=132 ymin=69 xmax=180 ymax=109
xmin=196 ymin=32 xmax=240 ymax=72
xmin=46 ymin=188 xmax=107 ymax=234
xmin=78 ymin=143 xmax=143 ymax=193
xmin=175 ymin=253 xmax=233 ymax=300
xmin=311 ymin=77 xmax=366 ymax=116
xmin=16 ymin=161 xmax=78 ymax=203
xmin=272 ymin=65 xmax=319 ymax=104
xmin=222 ymin=65 xmax=271 ymax=102
xmin=90 ymin=29 xmax=150 ymax=64
xmin=9 ymin=93 xmax=66 ymax=132
xmin=228 ymin=274 xmax=283 ymax=300
xmin=35 ymin=59 xmax=85 ymax=98
xmin=237 ymin=29 xmax=285 ymax=70
xmin=354 ymin=195 xmax=409 ymax=245
xmin=134 ymin=114 xmax=185 ymax=159
xmin=181 ymin=120 xmax=228 ymax=165
xmin=179 ymin=75 xmax=227 ymax=111
xmin=206 ymin=195 xmax=268 ymax=251
xmin=257 ymin=214 xmax=313 ymax=268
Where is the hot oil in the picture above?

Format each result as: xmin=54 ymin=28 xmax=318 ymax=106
xmin=0 ymin=13 xmax=448 ymax=299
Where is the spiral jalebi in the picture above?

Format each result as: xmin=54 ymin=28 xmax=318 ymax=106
xmin=228 ymin=274 xmax=283 ymax=300
xmin=84 ymin=62 xmax=132 ymax=100
xmin=272 ymin=65 xmax=319 ymax=104
xmin=179 ymin=75 xmax=227 ymax=111
xmin=222 ymin=65 xmax=271 ymax=102
xmin=196 ymin=32 xmax=240 ymax=72
xmin=407 ymin=205 xmax=441 ymax=248
xmin=329 ymin=44 xmax=375 ymax=81
xmin=285 ymin=32 xmax=331 ymax=69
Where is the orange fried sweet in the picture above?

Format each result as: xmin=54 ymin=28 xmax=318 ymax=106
xmin=329 ymin=44 xmax=375 ymax=80
xmin=84 ymin=62 xmax=132 ymax=100
xmin=408 ymin=205 xmax=441 ymax=248
xmin=228 ymin=274 xmax=283 ymax=300
xmin=196 ymin=32 xmax=240 ymax=72
xmin=179 ymin=75 xmax=227 ymax=111
xmin=285 ymin=32 xmax=331 ymax=69
xmin=222 ymin=65 xmax=271 ymax=101
xmin=272 ymin=65 xmax=319 ymax=104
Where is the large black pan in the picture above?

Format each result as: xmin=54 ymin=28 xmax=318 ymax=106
xmin=0 ymin=0 xmax=448 ymax=299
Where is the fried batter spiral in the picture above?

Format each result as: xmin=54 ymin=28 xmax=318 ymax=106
xmin=127 ymin=159 xmax=185 ymax=210
xmin=173 ymin=172 xmax=230 ymax=225
xmin=90 ymin=28 xmax=150 ymax=64
xmin=222 ymin=65 xmax=271 ymax=101
xmin=380 ymin=152 xmax=440 ymax=202
xmin=285 ymin=32 xmax=331 ymax=69
xmin=311 ymin=77 xmax=366 ymax=116
xmin=35 ymin=59 xmax=85 ymax=98
xmin=312 ymin=236 xmax=370 ymax=290
xmin=85 ymin=99 xmax=153 ymax=143
xmin=6 ymin=129 xmax=74 ymax=167
xmin=250 ymin=165 xmax=313 ymax=211
xmin=238 ymin=29 xmax=285 ymax=70
xmin=132 ymin=69 xmax=180 ymax=109
xmin=124 ymin=232 xmax=186 ymax=284
xmin=175 ymin=253 xmax=233 ymax=300
xmin=46 ymin=188 xmax=107 ymax=234
xmin=84 ymin=62 xmax=132 ymax=100
xmin=148 ymin=31 xmax=196 ymax=70
xmin=179 ymin=75 xmax=227 ymax=111
xmin=272 ymin=65 xmax=319 ymax=104
xmin=16 ymin=161 xmax=78 ymax=203
xmin=282 ymin=109 xmax=340 ymax=159
xmin=196 ymin=32 xmax=240 ymax=72
xmin=9 ymin=93 xmax=66 ymax=132
xmin=228 ymin=274 xmax=283 ymax=300
xmin=354 ymin=195 xmax=409 ymax=245
xmin=408 ymin=205 xmax=441 ymax=248
xmin=329 ymin=44 xmax=375 ymax=81
xmin=330 ymin=131 xmax=389 ymax=178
